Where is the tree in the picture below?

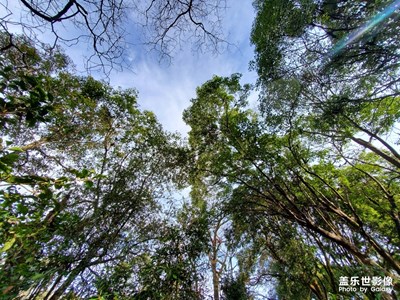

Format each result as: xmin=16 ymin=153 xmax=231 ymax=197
xmin=251 ymin=0 xmax=400 ymax=149
xmin=134 ymin=213 xmax=208 ymax=300
xmin=221 ymin=275 xmax=252 ymax=300
xmin=189 ymin=189 xmax=233 ymax=300
xmin=183 ymin=74 xmax=400 ymax=299
xmin=1 ymin=0 xmax=227 ymax=72
xmin=183 ymin=74 xmax=256 ymax=298
xmin=248 ymin=1 xmax=400 ymax=297
xmin=0 ymin=36 xmax=183 ymax=298
xmin=251 ymin=0 xmax=400 ymax=84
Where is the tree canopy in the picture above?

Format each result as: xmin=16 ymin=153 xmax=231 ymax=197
xmin=0 ymin=35 xmax=187 ymax=298
xmin=1 ymin=0 xmax=400 ymax=299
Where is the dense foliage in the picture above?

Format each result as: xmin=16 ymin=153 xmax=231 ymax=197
xmin=1 ymin=0 xmax=400 ymax=299
xmin=0 ymin=35 xmax=189 ymax=299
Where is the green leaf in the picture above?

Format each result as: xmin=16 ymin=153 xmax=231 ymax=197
xmin=81 ymin=168 xmax=89 ymax=177
xmin=17 ymin=203 xmax=29 ymax=215
xmin=84 ymin=180 xmax=94 ymax=188
xmin=8 ymin=147 xmax=23 ymax=152
xmin=0 ymin=152 xmax=20 ymax=165
xmin=1 ymin=237 xmax=16 ymax=252
xmin=31 ymin=273 xmax=46 ymax=280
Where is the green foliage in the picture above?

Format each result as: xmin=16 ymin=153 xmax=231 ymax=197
xmin=0 ymin=34 xmax=182 ymax=298
xmin=251 ymin=0 xmax=315 ymax=81
xmin=2 ymin=0 xmax=400 ymax=296
xmin=251 ymin=0 xmax=400 ymax=82
xmin=221 ymin=275 xmax=252 ymax=300
xmin=133 ymin=225 xmax=204 ymax=300
xmin=184 ymin=68 xmax=400 ymax=298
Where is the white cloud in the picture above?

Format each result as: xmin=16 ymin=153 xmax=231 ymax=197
xmin=109 ymin=1 xmax=257 ymax=135
xmin=4 ymin=0 xmax=257 ymax=135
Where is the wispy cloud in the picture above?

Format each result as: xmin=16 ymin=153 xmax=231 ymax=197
xmin=110 ymin=1 xmax=257 ymax=135
xmin=5 ymin=0 xmax=257 ymax=134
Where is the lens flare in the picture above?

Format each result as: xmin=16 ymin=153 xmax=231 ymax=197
xmin=327 ymin=0 xmax=400 ymax=59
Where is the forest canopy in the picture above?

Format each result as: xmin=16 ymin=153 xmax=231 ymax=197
xmin=0 ymin=0 xmax=400 ymax=299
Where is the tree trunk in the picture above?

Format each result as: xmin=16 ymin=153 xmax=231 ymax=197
xmin=211 ymin=257 xmax=219 ymax=300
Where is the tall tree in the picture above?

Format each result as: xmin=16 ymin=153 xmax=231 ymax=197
xmin=249 ymin=1 xmax=400 ymax=297
xmin=0 ymin=35 xmax=183 ymax=298
xmin=183 ymin=74 xmax=399 ymax=299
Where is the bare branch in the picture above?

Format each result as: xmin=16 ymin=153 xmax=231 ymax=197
xmin=1 ymin=0 xmax=228 ymax=73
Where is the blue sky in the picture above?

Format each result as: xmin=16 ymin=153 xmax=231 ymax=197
xmin=3 ymin=0 xmax=257 ymax=134
xmin=105 ymin=1 xmax=258 ymax=135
